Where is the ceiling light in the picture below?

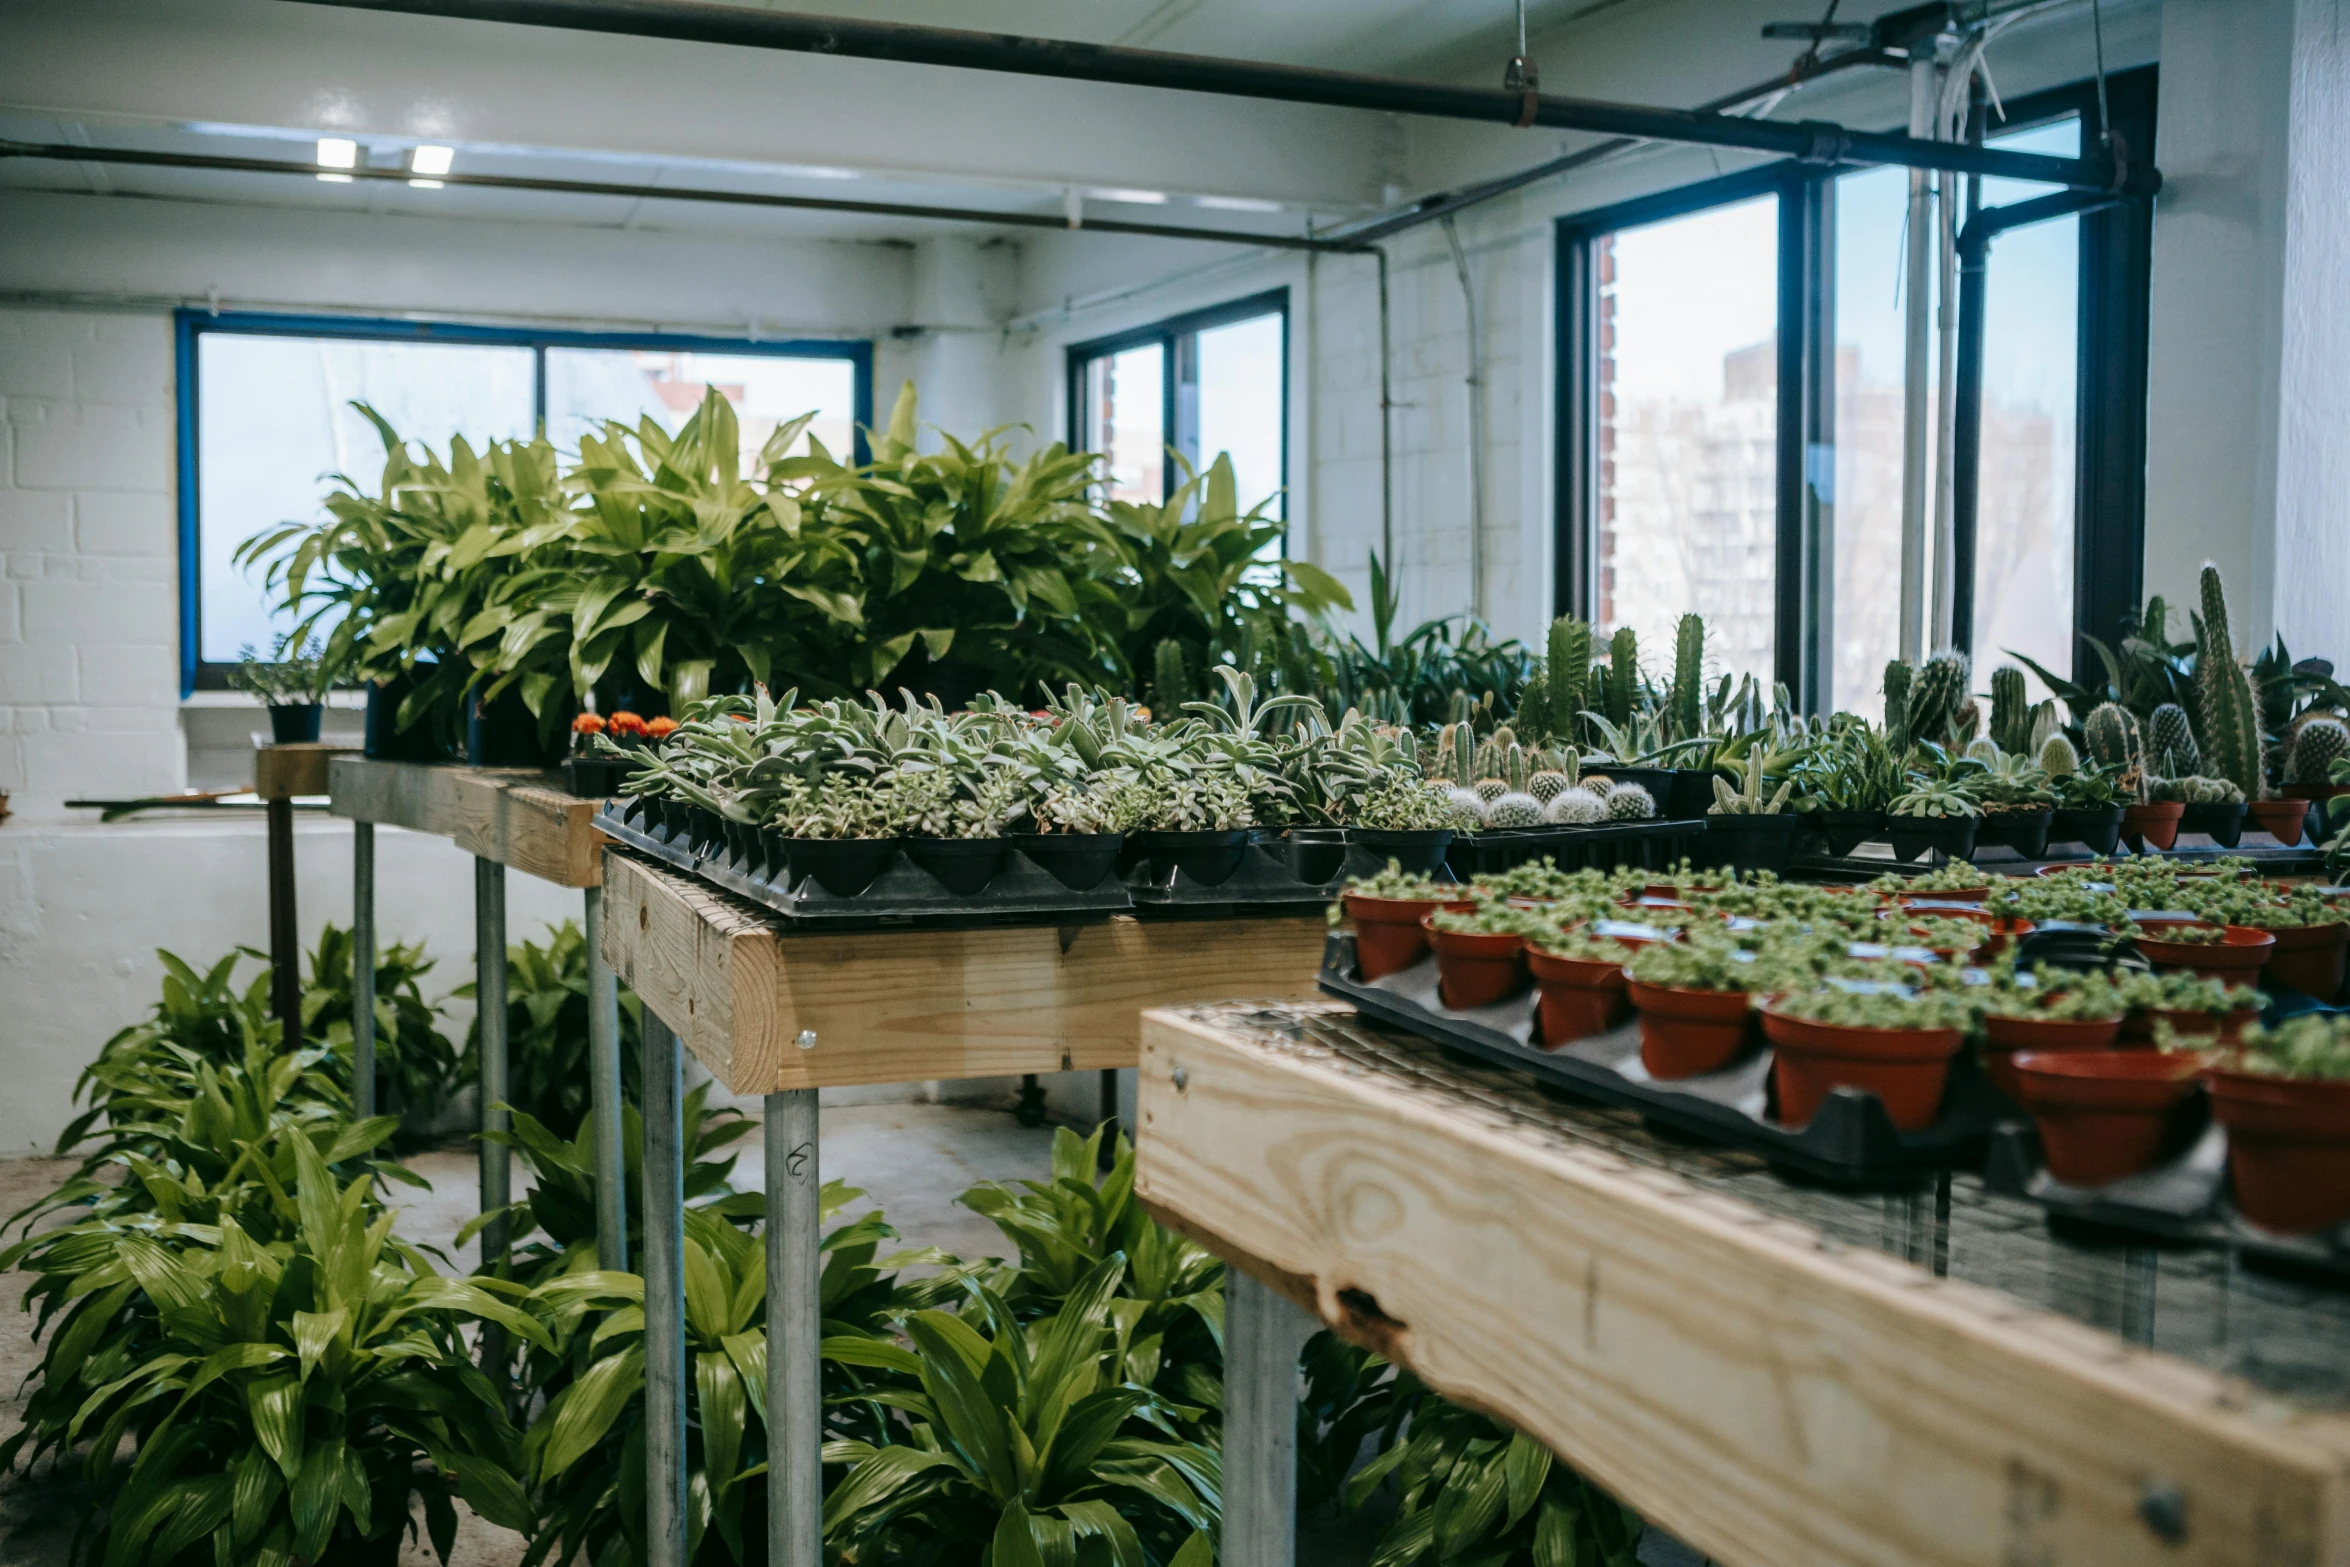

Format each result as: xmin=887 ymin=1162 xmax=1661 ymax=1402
xmin=409 ymin=144 xmax=454 ymax=176
xmin=1196 ymin=194 xmax=1284 ymax=213
xmin=1088 ymin=187 xmax=1168 ymax=205
xmin=316 ymin=137 xmax=357 ymax=181
xmin=408 ymin=179 xmax=445 ymax=189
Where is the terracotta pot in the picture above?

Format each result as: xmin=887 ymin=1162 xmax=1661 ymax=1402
xmin=2130 ymin=921 xmax=2276 ymax=980
xmin=1894 ymin=886 xmax=1992 ymax=905
xmin=1980 ymin=1012 xmax=2124 ymax=1100
xmin=2011 ymin=1049 xmax=2207 ymax=1186
xmin=2261 ymin=921 xmax=2350 ymax=1001
xmin=1760 ymin=1004 xmax=1966 ymax=1131
xmin=1625 ymin=980 xmax=1752 ymax=1079
xmin=1527 ymin=945 xmax=1631 ymax=1047
xmin=2246 ymin=797 xmax=2313 ymax=846
xmin=2207 ymin=1069 xmax=2350 ymax=1234
xmin=1423 ymin=916 xmax=1528 ymax=1009
xmin=1342 ymin=893 xmax=1474 ymax=980
xmin=2120 ymin=800 xmax=2185 ymax=852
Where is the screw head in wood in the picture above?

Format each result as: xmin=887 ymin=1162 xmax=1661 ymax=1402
xmin=796 ymin=1029 xmax=818 ymax=1051
xmin=2137 ymin=1480 xmax=2187 ymax=1543
xmin=1172 ymin=1066 xmax=1188 ymax=1091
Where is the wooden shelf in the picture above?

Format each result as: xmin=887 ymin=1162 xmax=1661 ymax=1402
xmin=1134 ymin=1001 xmax=2350 ymax=1567
xmin=327 ymin=757 xmax=606 ymax=888
xmin=255 ymin=742 xmax=359 ymax=800
xmin=598 ymin=851 xmax=1330 ymax=1093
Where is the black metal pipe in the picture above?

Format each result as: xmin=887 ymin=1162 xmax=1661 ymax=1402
xmin=1949 ymin=187 xmax=2129 ymax=651
xmin=283 ymin=0 xmax=2158 ymax=195
xmin=0 ymin=137 xmax=1372 ymax=253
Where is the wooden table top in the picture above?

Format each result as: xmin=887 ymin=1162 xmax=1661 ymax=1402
xmin=328 ymin=757 xmax=606 ymax=888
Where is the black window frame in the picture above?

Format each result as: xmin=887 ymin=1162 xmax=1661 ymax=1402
xmin=175 ymin=310 xmax=875 ymax=695
xmin=1064 ymin=287 xmax=1291 ymax=513
xmin=1552 ymin=65 xmax=2156 ymax=710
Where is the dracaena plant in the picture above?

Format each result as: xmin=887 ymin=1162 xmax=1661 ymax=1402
xmin=455 ymin=919 xmax=643 ymax=1138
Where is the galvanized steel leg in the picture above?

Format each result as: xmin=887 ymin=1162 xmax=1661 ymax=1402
xmin=1223 ymin=1269 xmax=1316 ymax=1567
xmin=352 ymin=822 xmax=376 ymax=1121
xmin=584 ymin=885 xmax=627 ymax=1271
xmin=474 ymin=858 xmax=510 ymax=1372
xmin=642 ymin=1011 xmax=688 ymax=1567
xmin=766 ymin=1088 xmax=821 ymax=1567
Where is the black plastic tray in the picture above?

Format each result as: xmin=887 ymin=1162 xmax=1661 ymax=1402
xmin=1318 ymin=931 xmax=2010 ymax=1186
xmin=596 ymin=803 xmax=1133 ymax=930
xmin=1983 ymin=1120 xmax=2350 ymax=1279
xmin=1122 ymin=838 xmax=1344 ymax=914
xmin=1443 ymin=819 xmax=1709 ymax=878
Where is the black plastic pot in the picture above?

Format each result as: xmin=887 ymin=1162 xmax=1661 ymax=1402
xmin=1665 ymin=768 xmax=1719 ymax=822
xmin=467 ymin=687 xmax=568 ymax=768
xmin=563 ymin=756 xmax=634 ymax=798
xmin=904 ymin=837 xmax=1010 ymax=896
xmin=1697 ymin=813 xmax=1801 ymax=873
xmin=1348 ymin=827 xmax=1454 ymax=878
xmin=788 ymin=838 xmax=899 ymax=898
xmin=267 ymin=702 xmax=323 ymax=744
xmin=2179 ymin=800 xmax=2249 ymax=847
xmin=1978 ymin=806 xmax=2055 ymax=859
xmin=1137 ymin=829 xmax=1251 ymax=887
xmin=2050 ymin=804 xmax=2125 ymax=856
xmin=1280 ymin=827 xmax=1350 ymax=886
xmin=1805 ymin=809 xmax=1888 ymax=857
xmin=1886 ymin=814 xmax=1979 ymax=864
xmin=363 ymin=670 xmax=449 ymax=762
xmin=1008 ymin=832 xmax=1124 ymax=891
xmin=687 ymin=806 xmax=726 ymax=857
xmin=722 ymin=819 xmax=758 ymax=869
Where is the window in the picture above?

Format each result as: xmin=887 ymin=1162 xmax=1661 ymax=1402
xmin=1068 ymin=290 xmax=1289 ymax=524
xmin=175 ymin=313 xmax=871 ymax=693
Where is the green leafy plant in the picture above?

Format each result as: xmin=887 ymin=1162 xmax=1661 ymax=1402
xmin=302 ymin=923 xmax=462 ymax=1147
xmin=2232 ymin=1014 xmax=2350 ymax=1081
xmin=458 ymin=921 xmax=643 ymax=1138
xmin=1769 ymin=985 xmax=1971 ymax=1029
xmin=1626 ymin=936 xmax=1763 ymax=994
xmin=1980 ymin=966 xmax=2128 ymax=1020
xmin=1708 ymin=750 xmax=1791 ymax=815
xmin=227 ymin=633 xmax=332 ymax=705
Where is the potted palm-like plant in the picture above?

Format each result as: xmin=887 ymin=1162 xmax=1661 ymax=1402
xmin=2208 ymin=1014 xmax=2350 ymax=1234
xmin=1701 ymin=750 xmax=1799 ymax=872
xmin=229 ymin=634 xmax=331 ymax=743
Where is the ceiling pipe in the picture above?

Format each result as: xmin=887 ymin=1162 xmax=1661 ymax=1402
xmin=280 ymin=0 xmax=2158 ymax=195
xmin=0 ymin=137 xmax=1374 ymax=254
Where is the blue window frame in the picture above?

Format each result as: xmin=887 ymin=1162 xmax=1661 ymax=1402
xmin=175 ymin=310 xmax=874 ymax=694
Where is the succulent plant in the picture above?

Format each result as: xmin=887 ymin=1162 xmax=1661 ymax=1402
xmin=1486 ymin=750 xmax=1544 ymax=827
xmin=2233 ymin=1014 xmax=2350 ymax=1081
xmin=1548 ymin=617 xmax=1591 ymax=742
xmin=2289 ymin=717 xmax=2350 ymax=786
xmin=1473 ymin=777 xmax=1509 ymax=803
xmin=1883 ymin=658 xmax=1914 ymax=750
xmin=1989 ymin=665 xmax=2031 ymax=756
xmin=2147 ymin=702 xmax=2201 ymax=779
xmin=1528 ymin=768 xmax=1574 ymax=803
xmin=1152 ymin=637 xmax=1193 ymax=714
xmin=2039 ymin=731 xmax=2080 ymax=778
xmin=1603 ymin=626 xmax=1638 ymax=727
xmin=1906 ymin=651 xmax=1970 ymax=750
xmin=1889 ymin=781 xmax=1980 ymax=819
xmin=1667 ymin=613 xmax=1705 ymax=740
xmin=1353 ymin=778 xmax=1462 ymax=832
xmin=1339 ymin=863 xmax=1460 ymax=905
xmin=1770 ymin=985 xmax=1971 ymax=1030
xmin=1544 ymin=788 xmax=1605 ymax=825
xmin=2083 ymin=702 xmax=2146 ymax=801
xmin=1708 ymin=751 xmax=1792 ymax=816
xmin=1582 ymin=775 xmax=1614 ymax=798
xmin=1445 ymin=785 xmax=1489 ymax=826
xmin=2149 ymin=774 xmax=2245 ymax=805
xmin=2195 ymin=565 xmax=2268 ymax=801
xmin=1606 ymin=782 xmax=1656 ymax=820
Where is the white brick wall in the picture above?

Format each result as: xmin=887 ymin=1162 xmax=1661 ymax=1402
xmin=0 ymin=308 xmax=184 ymax=821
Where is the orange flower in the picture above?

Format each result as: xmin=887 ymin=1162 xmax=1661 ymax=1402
xmin=572 ymin=712 xmax=608 ymax=735
xmin=646 ymin=715 xmax=680 ymax=739
xmin=609 ymin=711 xmax=648 ymax=738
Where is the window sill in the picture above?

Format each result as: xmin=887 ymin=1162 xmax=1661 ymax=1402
xmin=182 ymin=691 xmax=366 ymax=710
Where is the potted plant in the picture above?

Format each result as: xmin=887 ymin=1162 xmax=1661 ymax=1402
xmin=2126 ymin=916 xmax=2277 ymax=981
xmin=1424 ymin=904 xmax=1534 ymax=1009
xmin=1978 ymin=966 xmax=2127 ymax=1099
xmin=1969 ymin=744 xmax=2058 ymax=858
xmin=1700 ymin=751 xmax=1799 ymax=872
xmin=2279 ymin=716 xmax=2350 ymax=816
xmin=1525 ymin=927 xmax=1637 ymax=1046
xmin=1760 ymin=985 xmax=1971 ymax=1131
xmin=2039 ymin=734 xmax=2127 ymax=854
xmin=2206 ymin=1014 xmax=2350 ymax=1233
xmin=1336 ymin=864 xmax=1474 ymax=980
xmin=2150 ymin=774 xmax=2249 ymax=848
xmin=2010 ymin=1048 xmax=2207 ymax=1186
xmin=1624 ymin=936 xmax=1765 ymax=1080
xmin=1869 ymin=863 xmax=1993 ymax=903
xmin=2116 ymin=970 xmax=2264 ymax=1047
xmin=1346 ymin=776 xmax=1461 ymax=877
xmin=1886 ymin=777 xmax=1980 ymax=864
xmin=773 ymin=773 xmax=899 ymax=898
xmin=229 ymin=634 xmax=331 ymax=743
xmin=2174 ymin=880 xmax=2349 ymax=1001
xmin=887 ymin=752 xmax=1024 ymax=896
xmin=1787 ymin=721 xmax=1901 ymax=856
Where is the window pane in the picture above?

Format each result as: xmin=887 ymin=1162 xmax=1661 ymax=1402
xmin=1972 ymin=117 xmax=2080 ymax=698
xmin=197 ymin=334 xmax=534 ymax=665
xmin=1192 ymin=312 xmax=1285 ymax=522
xmin=1595 ymin=193 xmax=1780 ymax=684
xmin=545 ymin=349 xmax=858 ymax=471
xmin=1082 ymin=343 xmax=1165 ymax=507
xmin=1829 ymin=164 xmax=1911 ymax=714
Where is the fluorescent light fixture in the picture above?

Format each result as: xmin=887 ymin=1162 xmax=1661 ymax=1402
xmin=1196 ymin=194 xmax=1284 ymax=213
xmin=408 ymin=179 xmax=445 ymax=189
xmin=409 ymin=143 xmax=454 ymax=176
xmin=315 ymin=137 xmax=357 ymax=168
xmin=1087 ymin=187 xmax=1168 ymax=205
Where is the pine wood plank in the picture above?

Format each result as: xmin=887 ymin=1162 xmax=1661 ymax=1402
xmin=1133 ymin=1003 xmax=2350 ymax=1567
xmin=327 ymin=758 xmax=604 ymax=887
xmin=598 ymin=851 xmax=1329 ymax=1093
xmin=254 ymin=743 xmax=358 ymax=799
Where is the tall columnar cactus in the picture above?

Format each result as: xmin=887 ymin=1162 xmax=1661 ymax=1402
xmin=2040 ymin=731 xmax=2080 ymax=779
xmin=1151 ymin=639 xmax=1192 ymax=716
xmin=1907 ymin=651 xmax=1970 ymax=750
xmin=1989 ymin=666 xmax=2030 ymax=756
xmin=1668 ymin=613 xmax=1705 ymax=740
xmin=1884 ymin=658 xmax=1914 ymax=750
xmin=2084 ymin=702 xmax=2146 ymax=801
xmin=2147 ymin=703 xmax=2202 ymax=780
xmin=1512 ymin=669 xmax=1553 ymax=746
xmin=1548 ymin=617 xmax=1591 ymax=741
xmin=1488 ymin=744 xmax=1544 ymax=826
xmin=1451 ymin=721 xmax=1476 ymax=788
xmin=2195 ymin=565 xmax=2267 ymax=800
xmin=2290 ymin=717 xmax=2350 ymax=787
xmin=1604 ymin=627 xmax=1638 ymax=728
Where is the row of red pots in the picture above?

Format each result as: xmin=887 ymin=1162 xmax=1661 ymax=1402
xmin=2113 ymin=798 xmax=2313 ymax=850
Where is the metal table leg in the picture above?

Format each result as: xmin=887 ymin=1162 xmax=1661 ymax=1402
xmin=1223 ymin=1269 xmax=1317 ymax=1567
xmin=584 ymin=885 xmax=627 ymax=1271
xmin=266 ymin=797 xmax=302 ymax=1047
xmin=766 ymin=1087 xmax=821 ymax=1567
xmin=642 ymin=1011 xmax=688 ymax=1567
xmin=474 ymin=858 xmax=510 ymax=1371
xmin=352 ymin=822 xmax=376 ymax=1121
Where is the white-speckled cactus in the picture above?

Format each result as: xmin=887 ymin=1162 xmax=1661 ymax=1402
xmin=1582 ymin=775 xmax=1614 ymax=798
xmin=1544 ymin=788 xmax=1605 ymax=825
xmin=1445 ymin=786 xmax=1489 ymax=826
xmin=1527 ymin=769 xmax=1573 ymax=803
xmin=1606 ymin=782 xmax=1656 ymax=820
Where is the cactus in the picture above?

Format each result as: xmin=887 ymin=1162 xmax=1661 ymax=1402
xmin=1667 ymin=614 xmax=1705 ymax=740
xmin=1528 ymin=769 xmax=1573 ymax=803
xmin=1445 ymin=786 xmax=1489 ymax=827
xmin=1548 ymin=618 xmax=1591 ymax=743
xmin=1606 ymin=782 xmax=1656 ymax=820
xmin=1474 ymin=778 xmax=1509 ymax=803
xmin=1451 ymin=722 xmax=1475 ymax=788
xmin=1884 ymin=658 xmax=1914 ymax=749
xmin=1708 ymin=752 xmax=1791 ymax=816
xmin=1545 ymin=787 xmax=1606 ymax=825
xmin=1582 ymin=775 xmax=1614 ymax=799
xmin=1964 ymin=737 xmax=1999 ymax=765
xmin=2148 ymin=703 xmax=2202 ymax=779
xmin=1513 ymin=666 xmax=1553 ymax=745
xmin=2194 ymin=565 xmax=2267 ymax=800
xmin=2084 ymin=702 xmax=2146 ymax=802
xmin=2289 ymin=717 xmax=2350 ymax=786
xmin=1488 ymin=746 xmax=1545 ymax=827
xmin=2039 ymin=732 xmax=2080 ymax=778
xmin=1989 ymin=666 xmax=2030 ymax=755
xmin=1907 ymin=651 xmax=1970 ymax=749
xmin=2150 ymin=774 xmax=2245 ymax=806
xmin=1604 ymin=627 xmax=1638 ymax=728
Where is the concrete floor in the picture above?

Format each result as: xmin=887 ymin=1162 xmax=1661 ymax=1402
xmin=0 ymin=1103 xmax=1063 ymax=1567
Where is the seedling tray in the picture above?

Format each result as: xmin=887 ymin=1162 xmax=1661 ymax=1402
xmin=1317 ymin=932 xmax=2009 ymax=1186
xmin=1123 ymin=838 xmax=1344 ymax=915
xmin=595 ymin=803 xmax=1132 ymax=930
xmin=1983 ymin=1120 xmax=2350 ymax=1280
xmin=1444 ymin=819 xmax=1709 ymax=878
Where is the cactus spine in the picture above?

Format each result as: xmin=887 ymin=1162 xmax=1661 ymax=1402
xmin=2194 ymin=565 xmax=2267 ymax=800
xmin=2084 ymin=702 xmax=2146 ymax=801
xmin=2147 ymin=703 xmax=2202 ymax=780
xmin=1884 ymin=659 xmax=1914 ymax=750
xmin=2289 ymin=717 xmax=2350 ymax=787
xmin=1604 ymin=627 xmax=1638 ymax=727
xmin=1668 ymin=614 xmax=1705 ymax=739
xmin=1548 ymin=617 xmax=1591 ymax=743
xmin=1989 ymin=666 xmax=2030 ymax=756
